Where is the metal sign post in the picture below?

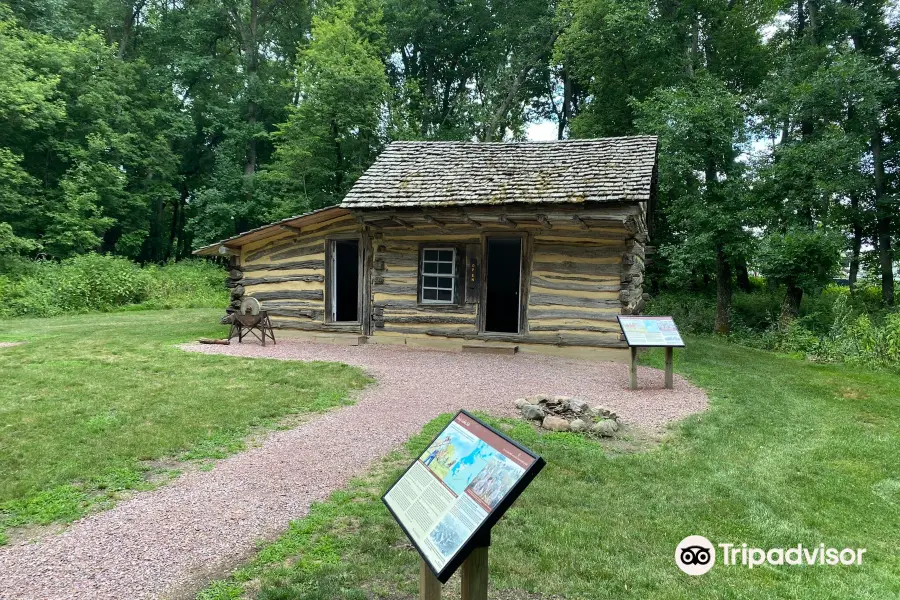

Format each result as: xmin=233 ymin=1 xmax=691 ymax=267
xmin=617 ymin=316 xmax=684 ymax=390
xmin=384 ymin=411 xmax=544 ymax=599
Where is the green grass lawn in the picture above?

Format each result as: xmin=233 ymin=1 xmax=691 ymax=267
xmin=0 ymin=309 xmax=369 ymax=543
xmin=198 ymin=338 xmax=900 ymax=600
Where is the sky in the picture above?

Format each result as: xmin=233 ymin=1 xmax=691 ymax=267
xmin=526 ymin=120 xmax=559 ymax=141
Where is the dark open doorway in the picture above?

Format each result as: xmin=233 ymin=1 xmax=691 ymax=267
xmin=484 ymin=238 xmax=522 ymax=333
xmin=332 ymin=239 xmax=359 ymax=322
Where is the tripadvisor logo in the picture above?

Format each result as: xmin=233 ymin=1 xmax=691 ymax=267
xmin=675 ymin=535 xmax=716 ymax=575
xmin=675 ymin=536 xmax=867 ymax=575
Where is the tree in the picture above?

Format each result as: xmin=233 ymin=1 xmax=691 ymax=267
xmin=262 ymin=0 xmax=390 ymax=215
xmin=758 ymin=229 xmax=843 ymax=323
xmin=635 ymin=74 xmax=752 ymax=334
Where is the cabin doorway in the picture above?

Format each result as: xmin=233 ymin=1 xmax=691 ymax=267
xmin=484 ymin=238 xmax=522 ymax=333
xmin=329 ymin=239 xmax=360 ymax=322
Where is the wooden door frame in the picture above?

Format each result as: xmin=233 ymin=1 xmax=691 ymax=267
xmin=478 ymin=231 xmax=531 ymax=336
xmin=324 ymin=233 xmax=366 ymax=329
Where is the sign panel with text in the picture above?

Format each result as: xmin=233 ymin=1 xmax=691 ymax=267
xmin=617 ymin=315 xmax=685 ymax=347
xmin=383 ymin=411 xmax=544 ymax=583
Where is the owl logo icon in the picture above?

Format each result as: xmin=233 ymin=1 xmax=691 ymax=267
xmin=675 ymin=536 xmax=716 ymax=575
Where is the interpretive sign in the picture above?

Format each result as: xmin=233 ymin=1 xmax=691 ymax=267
xmin=617 ymin=315 xmax=683 ymax=390
xmin=617 ymin=315 xmax=685 ymax=347
xmin=383 ymin=410 xmax=545 ymax=583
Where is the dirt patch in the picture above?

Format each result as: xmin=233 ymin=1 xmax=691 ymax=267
xmin=0 ymin=341 xmax=25 ymax=348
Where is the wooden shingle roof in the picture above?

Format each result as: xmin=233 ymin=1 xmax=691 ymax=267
xmin=341 ymin=136 xmax=658 ymax=209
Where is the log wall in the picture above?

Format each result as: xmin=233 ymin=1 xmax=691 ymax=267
xmin=238 ymin=212 xmax=362 ymax=332
xmin=366 ymin=204 xmax=647 ymax=349
xmin=227 ymin=203 xmax=648 ymax=349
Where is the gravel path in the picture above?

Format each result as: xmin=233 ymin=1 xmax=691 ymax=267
xmin=0 ymin=341 xmax=707 ymax=600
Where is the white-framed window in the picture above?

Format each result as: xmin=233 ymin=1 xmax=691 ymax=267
xmin=421 ymin=248 xmax=456 ymax=303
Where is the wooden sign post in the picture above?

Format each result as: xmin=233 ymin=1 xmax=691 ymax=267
xmin=617 ymin=316 xmax=684 ymax=390
xmin=384 ymin=411 xmax=544 ymax=600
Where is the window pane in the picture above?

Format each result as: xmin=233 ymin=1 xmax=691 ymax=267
xmin=423 ymin=288 xmax=437 ymax=300
xmin=439 ymin=250 xmax=454 ymax=262
xmin=437 ymin=289 xmax=452 ymax=302
xmin=437 ymin=262 xmax=452 ymax=274
xmin=423 ymin=262 xmax=437 ymax=273
xmin=424 ymin=276 xmax=437 ymax=287
xmin=437 ymin=277 xmax=453 ymax=289
xmin=424 ymin=249 xmax=440 ymax=261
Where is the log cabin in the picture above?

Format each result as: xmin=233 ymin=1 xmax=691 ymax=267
xmin=194 ymin=136 xmax=658 ymax=359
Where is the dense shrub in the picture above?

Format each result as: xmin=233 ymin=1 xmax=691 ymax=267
xmin=0 ymin=254 xmax=226 ymax=317
xmin=141 ymin=260 xmax=229 ymax=310
xmin=648 ymin=287 xmax=900 ymax=370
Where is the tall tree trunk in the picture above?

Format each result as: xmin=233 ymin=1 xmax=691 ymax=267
xmin=715 ymin=245 xmax=732 ymax=335
xmin=165 ymin=183 xmax=187 ymax=261
xmin=558 ymin=69 xmax=571 ymax=140
xmin=118 ymin=0 xmax=147 ymax=59
xmin=331 ymin=119 xmax=344 ymax=198
xmin=872 ymin=129 xmax=894 ymax=304
xmin=242 ymin=0 xmax=260 ymax=178
xmin=735 ymin=257 xmax=752 ymax=292
xmin=849 ymin=192 xmax=862 ymax=286
xmin=780 ymin=284 xmax=803 ymax=326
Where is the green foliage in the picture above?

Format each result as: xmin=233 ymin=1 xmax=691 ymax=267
xmin=141 ymin=260 xmax=230 ymax=310
xmin=634 ymin=73 xmax=753 ymax=285
xmin=263 ymin=0 xmax=390 ymax=215
xmin=650 ymin=287 xmax=900 ymax=370
xmin=758 ymin=229 xmax=844 ymax=292
xmin=0 ymin=254 xmax=226 ymax=317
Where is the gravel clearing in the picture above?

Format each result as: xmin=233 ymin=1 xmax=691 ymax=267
xmin=0 ymin=340 xmax=707 ymax=600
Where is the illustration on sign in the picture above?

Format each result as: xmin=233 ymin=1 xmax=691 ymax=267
xmin=383 ymin=411 xmax=544 ymax=582
xmin=617 ymin=315 xmax=685 ymax=347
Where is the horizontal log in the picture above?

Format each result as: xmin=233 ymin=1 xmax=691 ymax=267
xmin=248 ymin=290 xmax=324 ymax=302
xmin=531 ymin=228 xmax=630 ymax=241
xmin=374 ymin=299 xmax=475 ymax=313
xmin=527 ymin=309 xmax=619 ymax=322
xmin=530 ymin=276 xmax=620 ymax=293
xmin=241 ymin=275 xmax=325 ymax=286
xmin=528 ymin=324 xmax=620 ymax=333
xmin=532 ymin=261 xmax=621 ymax=276
xmin=244 ymin=238 xmax=297 ymax=263
xmin=271 ymin=319 xmax=362 ymax=333
xmin=375 ymin=252 xmax=419 ymax=267
xmin=376 ymin=328 xmax=626 ymax=348
xmin=268 ymin=241 xmax=325 ymax=262
xmin=373 ymin=284 xmax=420 ymax=296
xmin=533 ymin=243 xmax=625 ymax=259
xmin=384 ymin=315 xmax=476 ymax=325
xmin=266 ymin=308 xmax=324 ymax=320
xmin=529 ymin=293 xmax=622 ymax=309
xmin=243 ymin=259 xmax=325 ymax=273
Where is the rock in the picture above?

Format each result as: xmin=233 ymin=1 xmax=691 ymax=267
xmin=528 ymin=394 xmax=553 ymax=403
xmin=514 ymin=398 xmax=529 ymax=409
xmin=568 ymin=399 xmax=590 ymax=414
xmin=498 ymin=423 xmax=514 ymax=433
xmin=592 ymin=419 xmax=620 ymax=437
xmin=230 ymin=284 xmax=245 ymax=300
xmin=591 ymin=405 xmax=618 ymax=420
xmin=542 ymin=415 xmax=570 ymax=432
xmin=569 ymin=419 xmax=588 ymax=432
xmin=520 ymin=404 xmax=545 ymax=421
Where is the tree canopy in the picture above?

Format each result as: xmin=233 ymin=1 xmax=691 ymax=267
xmin=0 ymin=0 xmax=898 ymax=328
